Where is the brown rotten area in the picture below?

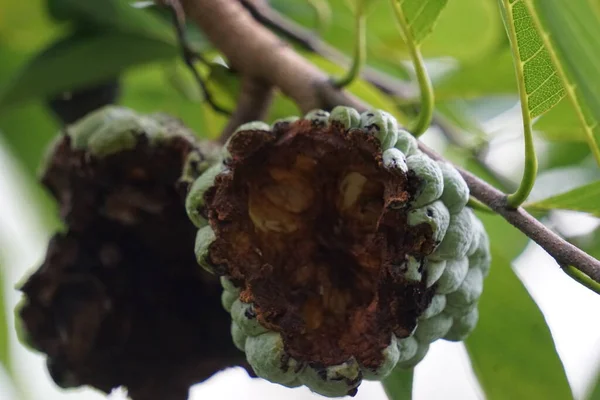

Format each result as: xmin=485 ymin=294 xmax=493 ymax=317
xmin=205 ymin=119 xmax=436 ymax=370
xmin=17 ymin=126 xmax=252 ymax=400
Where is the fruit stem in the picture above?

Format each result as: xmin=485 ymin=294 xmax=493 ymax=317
xmin=501 ymin=0 xmax=538 ymax=208
xmin=468 ymin=197 xmax=494 ymax=214
xmin=333 ymin=12 xmax=366 ymax=88
xmin=390 ymin=0 xmax=434 ymax=138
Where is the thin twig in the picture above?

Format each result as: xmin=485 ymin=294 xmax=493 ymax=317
xmin=220 ymin=76 xmax=274 ymax=143
xmin=162 ymin=0 xmax=231 ymax=115
xmin=180 ymin=0 xmax=600 ymax=286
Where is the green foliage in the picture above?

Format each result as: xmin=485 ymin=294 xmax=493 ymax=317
xmin=392 ymin=0 xmax=449 ymax=44
xmin=382 ymin=368 xmax=414 ymax=400
xmin=527 ymin=0 xmax=600 ymax=164
xmin=0 ymin=33 xmax=177 ymax=109
xmin=0 ymin=265 xmax=9 ymax=376
xmin=1 ymin=0 xmax=599 ymax=399
xmin=465 ymin=214 xmax=572 ymax=400
xmin=526 ymin=181 xmax=600 ymax=216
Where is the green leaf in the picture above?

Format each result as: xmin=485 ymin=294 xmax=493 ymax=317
xmin=465 ymin=214 xmax=572 ymax=400
xmin=524 ymin=0 xmax=600 ymax=164
xmin=525 ymin=180 xmax=600 ymax=216
xmin=393 ymin=0 xmax=450 ymax=44
xmin=434 ymin=50 xmax=516 ymax=101
xmin=0 ymin=32 xmax=177 ymax=109
xmin=48 ymin=0 xmax=176 ymax=44
xmin=534 ymin=99 xmax=586 ymax=142
xmin=590 ymin=368 xmax=600 ymax=400
xmin=500 ymin=0 xmax=565 ymax=118
xmin=382 ymin=367 xmax=413 ymax=400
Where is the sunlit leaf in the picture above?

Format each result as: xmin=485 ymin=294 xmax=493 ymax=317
xmin=525 ymin=0 xmax=600 ymax=164
xmin=392 ymin=0 xmax=449 ymax=44
xmin=0 ymin=32 xmax=177 ymax=109
xmin=465 ymin=214 xmax=572 ymax=400
xmin=525 ymin=180 xmax=600 ymax=216
xmin=500 ymin=0 xmax=564 ymax=118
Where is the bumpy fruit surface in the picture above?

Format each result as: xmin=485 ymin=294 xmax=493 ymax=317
xmin=16 ymin=106 xmax=249 ymax=400
xmin=186 ymin=106 xmax=491 ymax=397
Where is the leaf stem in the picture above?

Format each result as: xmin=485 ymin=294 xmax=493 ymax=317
xmin=468 ymin=197 xmax=494 ymax=213
xmin=390 ymin=0 xmax=434 ymax=137
xmin=562 ymin=264 xmax=600 ymax=295
xmin=333 ymin=12 xmax=366 ymax=88
xmin=382 ymin=367 xmax=414 ymax=400
xmin=501 ymin=0 xmax=538 ymax=208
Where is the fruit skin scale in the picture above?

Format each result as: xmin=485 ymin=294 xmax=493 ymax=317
xmin=187 ymin=106 xmax=492 ymax=397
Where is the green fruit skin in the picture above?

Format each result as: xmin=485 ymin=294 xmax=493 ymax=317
xmin=221 ymin=291 xmax=238 ymax=312
xmin=304 ymin=109 xmax=331 ymax=127
xmin=299 ymin=359 xmax=361 ymax=397
xmin=361 ymin=335 xmax=400 ymax=381
xmin=396 ymin=337 xmax=418 ymax=363
xmin=444 ymin=308 xmax=479 ymax=342
xmin=407 ymin=200 xmax=450 ymax=244
xmin=437 ymin=161 xmax=470 ymax=214
xmin=395 ymin=129 xmax=418 ymax=156
xmin=406 ymin=154 xmax=444 ymax=209
xmin=185 ymin=163 xmax=224 ymax=228
xmin=414 ymin=312 xmax=453 ymax=344
xmin=435 ymin=257 xmax=469 ymax=295
xmin=245 ymin=332 xmax=302 ymax=386
xmin=425 ymin=259 xmax=446 ymax=288
xmin=359 ymin=110 xmax=398 ymax=150
xmin=430 ymin=208 xmax=475 ymax=260
xmin=230 ymin=299 xmax=269 ymax=337
xmin=419 ymin=294 xmax=446 ymax=320
xmin=194 ymin=225 xmax=217 ymax=274
xmin=395 ymin=342 xmax=430 ymax=369
xmin=382 ymin=148 xmax=408 ymax=174
xmin=231 ymin=321 xmax=247 ymax=352
xmin=329 ymin=105 xmax=361 ymax=129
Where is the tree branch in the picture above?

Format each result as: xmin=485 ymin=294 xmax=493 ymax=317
xmin=419 ymin=144 xmax=600 ymax=283
xmin=239 ymin=0 xmax=415 ymax=97
xmin=179 ymin=0 xmax=367 ymax=112
xmin=180 ymin=0 xmax=600 ymax=285
xmin=220 ymin=76 xmax=274 ymax=143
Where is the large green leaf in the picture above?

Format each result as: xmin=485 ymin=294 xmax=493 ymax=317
xmin=590 ymin=369 xmax=600 ymax=400
xmin=524 ymin=0 xmax=600 ymax=164
xmin=525 ymin=180 xmax=600 ymax=216
xmin=500 ymin=0 xmax=565 ymax=118
xmin=48 ymin=0 xmax=176 ymax=44
xmin=392 ymin=0 xmax=449 ymax=44
xmin=433 ymin=50 xmax=516 ymax=102
xmin=534 ymin=99 xmax=586 ymax=142
xmin=465 ymin=214 xmax=572 ymax=400
xmin=382 ymin=367 xmax=413 ymax=400
xmin=0 ymin=32 xmax=177 ymax=109
xmin=271 ymin=0 xmax=503 ymax=74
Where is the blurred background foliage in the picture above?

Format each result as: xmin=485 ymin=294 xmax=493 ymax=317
xmin=0 ymin=0 xmax=599 ymax=399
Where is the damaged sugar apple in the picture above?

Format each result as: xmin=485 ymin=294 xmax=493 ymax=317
xmin=185 ymin=106 xmax=492 ymax=397
xmin=15 ymin=106 xmax=252 ymax=400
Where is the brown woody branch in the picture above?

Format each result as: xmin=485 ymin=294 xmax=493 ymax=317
xmin=220 ymin=76 xmax=274 ymax=143
xmin=179 ymin=0 xmax=600 ymax=285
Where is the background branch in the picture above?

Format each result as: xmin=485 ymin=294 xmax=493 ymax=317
xmin=181 ymin=0 xmax=600 ymax=285
xmin=220 ymin=76 xmax=274 ymax=143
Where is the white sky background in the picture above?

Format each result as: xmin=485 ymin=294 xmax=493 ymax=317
xmin=1 ymin=107 xmax=600 ymax=400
